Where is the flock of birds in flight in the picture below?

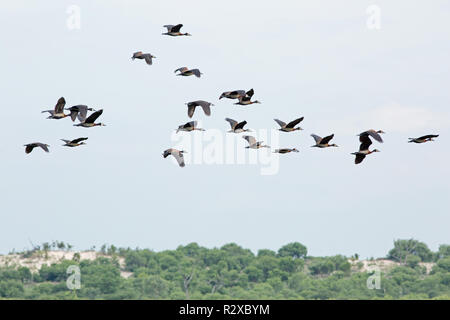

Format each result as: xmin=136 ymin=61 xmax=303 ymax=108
xmin=24 ymin=24 xmax=440 ymax=167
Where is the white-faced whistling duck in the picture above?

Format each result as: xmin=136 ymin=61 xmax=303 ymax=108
xmin=225 ymin=118 xmax=251 ymax=133
xmin=61 ymin=137 xmax=88 ymax=147
xmin=131 ymin=51 xmax=156 ymax=65
xmin=358 ymin=129 xmax=385 ymax=143
xmin=273 ymin=148 xmax=299 ymax=154
xmin=234 ymin=89 xmax=261 ymax=105
xmin=73 ymin=109 xmax=105 ymax=128
xmin=351 ymin=135 xmax=380 ymax=164
xmin=65 ymin=105 xmax=96 ymax=122
xmin=186 ymin=100 xmax=214 ymax=118
xmin=163 ymin=148 xmax=187 ymax=167
xmin=41 ymin=97 xmax=69 ymax=119
xmin=274 ymin=117 xmax=304 ymax=132
xmin=311 ymin=134 xmax=338 ymax=148
xmin=162 ymin=24 xmax=191 ymax=37
xmin=408 ymin=134 xmax=439 ymax=143
xmin=24 ymin=142 xmax=49 ymax=154
xmin=243 ymin=135 xmax=270 ymax=149
xmin=176 ymin=121 xmax=205 ymax=133
xmin=175 ymin=67 xmax=202 ymax=78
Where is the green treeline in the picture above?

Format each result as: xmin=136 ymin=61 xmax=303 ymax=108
xmin=0 ymin=239 xmax=449 ymax=299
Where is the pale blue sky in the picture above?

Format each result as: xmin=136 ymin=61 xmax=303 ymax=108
xmin=1 ymin=1 xmax=449 ymax=258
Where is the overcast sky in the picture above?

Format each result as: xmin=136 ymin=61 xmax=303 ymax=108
xmin=1 ymin=1 xmax=449 ymax=258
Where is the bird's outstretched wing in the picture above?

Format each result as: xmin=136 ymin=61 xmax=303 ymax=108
xmin=418 ymin=134 xmax=439 ymax=140
xmin=360 ymin=130 xmax=383 ymax=143
xmin=54 ymin=97 xmax=66 ymax=113
xmin=311 ymin=134 xmax=322 ymax=143
xmin=187 ymin=105 xmax=196 ymax=118
xmin=71 ymin=137 xmax=88 ymax=144
xmin=143 ymin=54 xmax=153 ymax=65
xmin=355 ymin=153 xmax=366 ymax=164
xmin=274 ymin=119 xmax=286 ymax=128
xmin=191 ymin=69 xmax=202 ymax=77
xmin=170 ymin=24 xmax=183 ymax=33
xmin=243 ymin=135 xmax=257 ymax=146
xmin=359 ymin=135 xmax=373 ymax=151
xmin=320 ymin=134 xmax=334 ymax=145
xmin=163 ymin=25 xmax=175 ymax=32
xmin=225 ymin=118 xmax=238 ymax=129
xmin=235 ymin=121 xmax=247 ymax=130
xmin=192 ymin=101 xmax=212 ymax=116
xmin=84 ymin=109 xmax=103 ymax=124
xmin=245 ymin=88 xmax=254 ymax=98
xmin=175 ymin=67 xmax=188 ymax=73
xmin=286 ymin=117 xmax=304 ymax=128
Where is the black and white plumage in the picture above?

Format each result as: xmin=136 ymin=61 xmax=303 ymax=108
xmin=162 ymin=24 xmax=191 ymax=36
xmin=225 ymin=118 xmax=251 ymax=133
xmin=242 ymin=136 xmax=270 ymax=149
xmin=234 ymin=89 xmax=260 ymax=105
xmin=176 ymin=121 xmax=205 ymax=133
xmin=61 ymin=137 xmax=88 ymax=147
xmin=408 ymin=135 xmax=439 ymax=143
xmin=274 ymin=117 xmax=304 ymax=132
xmin=42 ymin=97 xmax=69 ymax=119
xmin=310 ymin=134 xmax=338 ymax=148
xmin=74 ymin=109 xmax=105 ymax=128
xmin=65 ymin=105 xmax=96 ymax=122
xmin=358 ymin=129 xmax=385 ymax=143
xmin=351 ymin=135 xmax=380 ymax=164
xmin=273 ymin=148 xmax=299 ymax=154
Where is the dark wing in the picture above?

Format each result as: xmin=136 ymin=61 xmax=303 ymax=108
xmin=286 ymin=117 xmax=304 ymax=128
xmin=360 ymin=130 xmax=383 ymax=143
xmin=320 ymin=134 xmax=334 ymax=145
xmin=25 ymin=145 xmax=34 ymax=154
xmin=38 ymin=143 xmax=49 ymax=152
xmin=84 ymin=109 xmax=103 ymax=124
xmin=187 ymin=105 xmax=196 ymax=118
xmin=163 ymin=149 xmax=172 ymax=158
xmin=191 ymin=69 xmax=202 ymax=77
xmin=359 ymin=135 xmax=373 ymax=151
xmin=143 ymin=54 xmax=153 ymax=65
xmin=54 ymin=97 xmax=66 ymax=113
xmin=70 ymin=110 xmax=78 ymax=121
xmin=235 ymin=121 xmax=247 ymax=130
xmin=193 ymin=101 xmax=211 ymax=116
xmin=185 ymin=121 xmax=197 ymax=128
xmin=355 ymin=154 xmax=366 ymax=164
xmin=71 ymin=137 xmax=88 ymax=144
xmin=171 ymin=24 xmax=183 ymax=33
xmin=245 ymin=88 xmax=254 ymax=98
xmin=418 ymin=134 xmax=439 ymax=140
